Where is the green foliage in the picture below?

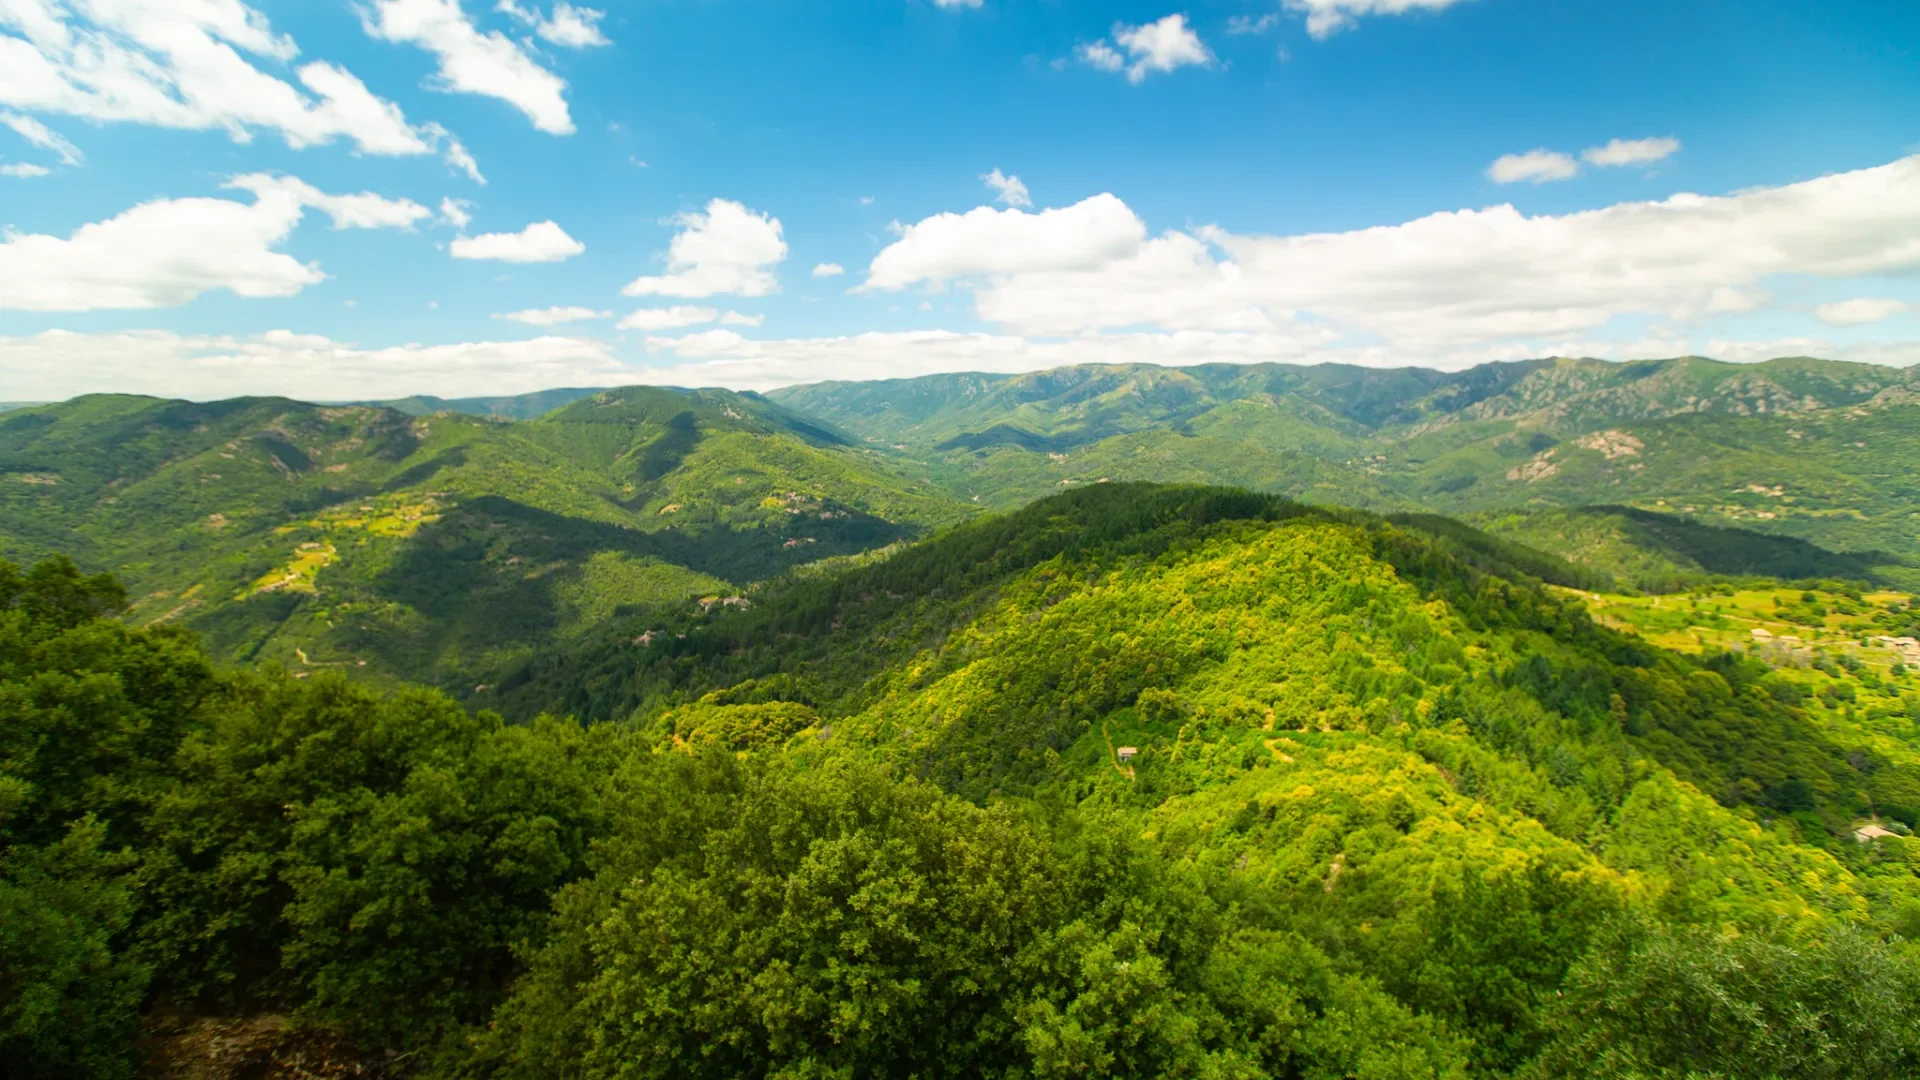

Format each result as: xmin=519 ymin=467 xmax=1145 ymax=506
xmin=1524 ymin=918 xmax=1920 ymax=1079
xmin=141 ymin=675 xmax=618 ymax=1041
xmin=0 ymin=821 xmax=147 ymax=1080
xmin=466 ymin=751 xmax=1471 ymax=1080
xmin=7 ymin=464 xmax=1920 ymax=1078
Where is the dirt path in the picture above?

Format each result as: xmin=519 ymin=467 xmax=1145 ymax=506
xmin=1100 ymin=719 xmax=1136 ymax=781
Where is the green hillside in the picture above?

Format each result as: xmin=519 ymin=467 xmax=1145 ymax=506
xmin=773 ymin=356 xmax=1920 ymax=579
xmin=368 ymin=386 xmax=608 ymax=420
xmin=0 ymin=388 xmax=971 ymax=692
xmin=9 ymin=484 xmax=1920 ymax=1078
xmin=1475 ymin=506 xmax=1907 ymax=591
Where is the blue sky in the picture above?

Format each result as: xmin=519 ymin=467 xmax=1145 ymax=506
xmin=1 ymin=0 xmax=1917 ymax=400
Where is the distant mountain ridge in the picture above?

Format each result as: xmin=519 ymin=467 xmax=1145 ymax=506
xmin=366 ymin=386 xmax=609 ymax=420
xmin=769 ymin=355 xmax=1920 ymax=580
xmin=770 ymin=356 xmax=1920 ymax=448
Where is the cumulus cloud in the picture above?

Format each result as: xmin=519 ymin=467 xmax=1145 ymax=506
xmin=981 ymin=168 xmax=1031 ymax=207
xmin=617 ymin=306 xmax=720 ymax=330
xmin=1079 ymin=15 xmax=1214 ymax=84
xmin=361 ymin=0 xmax=575 ymax=134
xmin=1228 ymin=14 xmax=1281 ymax=33
xmin=1284 ymin=0 xmax=1476 ymax=40
xmin=862 ymin=194 xmax=1148 ymax=291
xmin=0 ymin=0 xmax=476 ymax=175
xmin=622 ymin=199 xmax=787 ymax=299
xmin=496 ymin=1 xmax=611 ymax=48
xmin=1076 ymin=41 xmax=1126 ymax=74
xmin=497 ymin=305 xmax=609 ymax=325
xmin=866 ymin=154 xmax=1920 ymax=355
xmin=0 ymin=174 xmax=429 ymax=311
xmin=439 ymin=197 xmax=475 ymax=230
xmin=1583 ymin=136 xmax=1682 ymax=167
xmin=1815 ymin=297 xmax=1909 ymax=326
xmin=450 ymin=220 xmax=584 ymax=262
xmin=1487 ymin=149 xmax=1579 ymax=184
xmin=812 ymin=262 xmax=846 ymax=278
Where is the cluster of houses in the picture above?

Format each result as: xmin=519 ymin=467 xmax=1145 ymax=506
xmin=1746 ymin=627 xmax=1815 ymax=666
xmin=1873 ymin=634 xmax=1920 ymax=666
xmin=1746 ymin=626 xmax=1919 ymax=670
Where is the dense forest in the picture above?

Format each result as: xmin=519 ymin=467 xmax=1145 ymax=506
xmin=8 ymin=482 xmax=1920 ymax=1078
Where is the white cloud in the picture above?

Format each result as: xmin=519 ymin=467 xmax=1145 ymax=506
xmin=981 ymin=168 xmax=1031 ymax=207
xmin=932 ymin=0 xmax=984 ymax=8
xmin=498 ymin=305 xmax=609 ymax=325
xmin=439 ymin=197 xmax=475 ymax=230
xmin=0 ymin=0 xmax=460 ymax=161
xmin=1583 ymin=136 xmax=1682 ymax=167
xmin=622 ymin=199 xmax=787 ymax=299
xmin=812 ymin=262 xmax=846 ymax=278
xmin=226 ymin=175 xmax=433 ymax=230
xmin=1815 ymin=297 xmax=1909 ymax=327
xmin=361 ymin=0 xmax=575 ymax=134
xmin=0 ymin=328 xmax=634 ymax=401
xmin=449 ymin=220 xmax=584 ymax=262
xmin=0 ymin=173 xmax=428 ymax=311
xmin=1076 ymin=41 xmax=1127 ymax=74
xmin=1 ymin=110 xmax=81 ymax=164
xmin=863 ymin=194 xmax=1148 ymax=291
xmin=1 ymin=162 xmax=51 ymax=177
xmin=1284 ymin=0 xmax=1476 ymax=40
xmin=496 ymin=1 xmax=610 ymax=48
xmin=617 ymin=306 xmax=720 ymax=330
xmin=875 ymin=154 xmax=1920 ymax=355
xmin=1228 ymin=14 xmax=1281 ymax=34
xmin=1487 ymin=149 xmax=1579 ymax=184
xmin=719 ymin=311 xmax=764 ymax=327
xmin=425 ymin=122 xmax=485 ymax=183
xmin=1080 ymin=15 xmax=1215 ymax=84
xmin=1705 ymin=286 xmax=1767 ymax=314
xmin=7 ymin=324 xmax=1916 ymax=403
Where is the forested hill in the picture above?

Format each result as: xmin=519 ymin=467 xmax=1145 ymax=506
xmin=768 ymin=355 xmax=1920 ymax=581
xmin=0 ymin=387 xmax=970 ymax=691
xmin=7 ymin=483 xmax=1920 ymax=1078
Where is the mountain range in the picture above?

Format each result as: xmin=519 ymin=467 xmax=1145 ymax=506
xmin=4 ymin=354 xmax=1916 ymax=698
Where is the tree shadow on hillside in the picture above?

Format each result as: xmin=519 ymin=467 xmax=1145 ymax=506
xmin=365 ymin=495 xmax=918 ymax=679
xmin=379 ymin=446 xmax=468 ymax=492
xmin=1597 ymin=505 xmax=1909 ymax=582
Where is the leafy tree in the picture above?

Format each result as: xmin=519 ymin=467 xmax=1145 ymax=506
xmin=1524 ymin=919 xmax=1920 ymax=1080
